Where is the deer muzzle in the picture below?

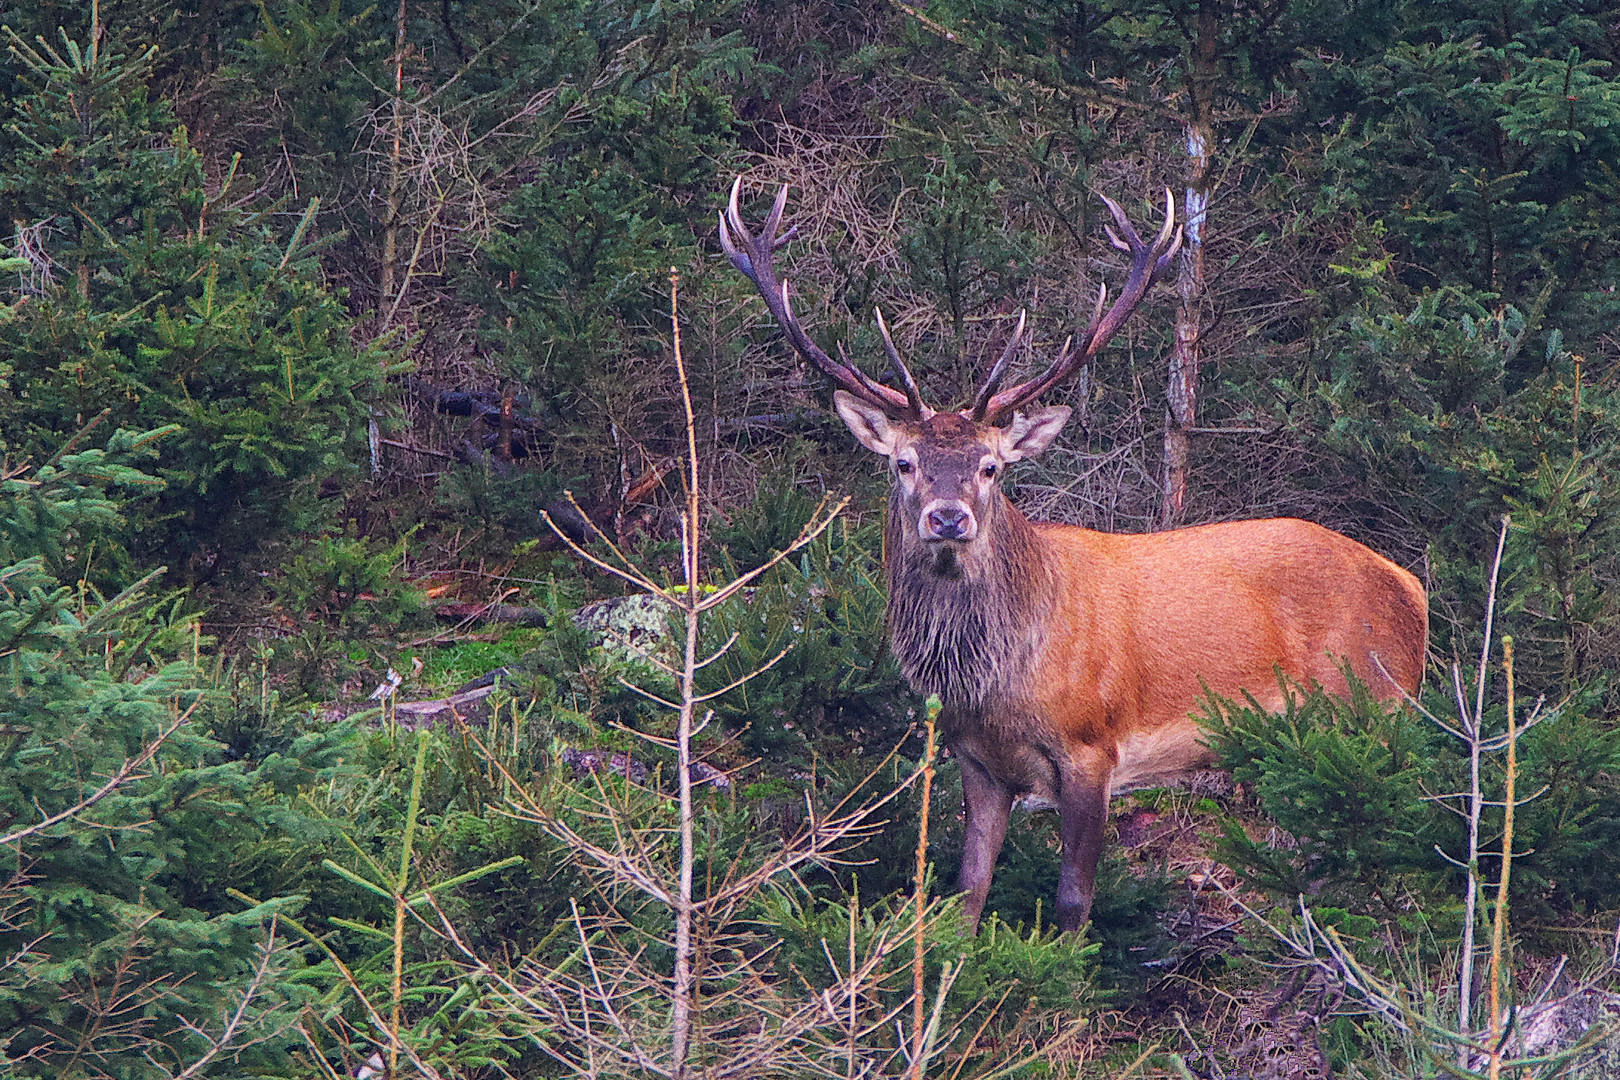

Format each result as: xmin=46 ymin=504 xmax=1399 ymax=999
xmin=921 ymin=501 xmax=976 ymax=542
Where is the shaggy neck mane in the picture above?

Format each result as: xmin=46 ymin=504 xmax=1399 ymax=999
xmin=885 ymin=493 xmax=1054 ymax=709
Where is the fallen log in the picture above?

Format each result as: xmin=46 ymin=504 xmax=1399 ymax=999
xmin=434 ymin=602 xmax=550 ymax=627
xmin=388 ymin=684 xmax=495 ymax=728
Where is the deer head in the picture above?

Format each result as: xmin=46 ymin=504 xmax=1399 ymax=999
xmin=719 ymin=179 xmax=1180 ymax=573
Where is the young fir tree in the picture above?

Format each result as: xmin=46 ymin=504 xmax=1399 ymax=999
xmin=0 ymin=420 xmax=360 ymax=1077
xmin=0 ymin=12 xmax=389 ymax=584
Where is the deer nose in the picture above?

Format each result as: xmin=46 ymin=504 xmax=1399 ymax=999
xmin=926 ymin=506 xmax=970 ymax=540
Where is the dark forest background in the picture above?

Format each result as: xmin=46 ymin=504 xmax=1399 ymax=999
xmin=0 ymin=0 xmax=1618 ymax=1076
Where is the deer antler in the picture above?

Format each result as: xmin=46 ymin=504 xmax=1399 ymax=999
xmin=968 ymin=310 xmax=1028 ymax=422
xmin=720 ymin=179 xmax=931 ymax=421
xmin=975 ymin=189 xmax=1181 ymax=425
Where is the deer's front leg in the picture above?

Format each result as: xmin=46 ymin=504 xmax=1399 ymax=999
xmin=1056 ymin=748 xmax=1112 ymax=932
xmin=957 ymin=752 xmax=1013 ymax=931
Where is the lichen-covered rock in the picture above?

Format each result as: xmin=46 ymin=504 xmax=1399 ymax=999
xmin=1467 ymin=989 xmax=1620 ymax=1077
xmin=449 ymin=593 xmax=678 ymax=700
xmin=572 ymin=594 xmax=676 ymax=665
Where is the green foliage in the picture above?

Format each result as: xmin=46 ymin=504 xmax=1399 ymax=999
xmin=811 ymin=750 xmax=1175 ymax=990
xmin=1304 ymin=7 xmax=1620 ymax=339
xmin=436 ymin=455 xmax=576 ymax=537
xmin=1205 ymin=677 xmax=1439 ymax=902
xmin=976 ymin=814 xmax=1173 ymax=987
xmin=1485 ymin=683 xmax=1620 ymax=918
xmin=450 ymin=0 xmax=757 ymax=467
xmin=1502 ymin=447 xmax=1619 ymax=693
xmin=295 ymin=736 xmax=526 ymax=1077
xmin=708 ymin=463 xmax=827 ymax=571
xmin=266 ymin=528 xmax=432 ymax=695
xmin=897 ymin=148 xmax=1032 ymax=348
xmin=950 ymin=911 xmax=1101 ymax=1030
xmin=303 ymin=718 xmax=580 ymax=953
xmin=5 ymin=0 xmax=1620 ymax=1071
xmin=0 ymin=425 xmax=361 ymax=1076
xmin=700 ymin=510 xmax=909 ymax=768
xmin=759 ymin=887 xmax=1102 ymax=1063
xmin=417 ymin=627 xmax=548 ymax=691
xmin=0 ymin=421 xmax=169 ymax=581
xmin=526 ymin=591 xmax=679 ymax=733
xmin=484 ymin=161 xmax=701 ymax=408
xmin=1299 ymin=281 xmax=1620 ymax=689
xmin=1203 ymin=676 xmax=1620 ymax=922
xmin=0 ymin=18 xmax=388 ymax=581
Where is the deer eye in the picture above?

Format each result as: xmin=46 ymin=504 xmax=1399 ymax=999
xmin=982 ymin=462 xmax=998 ymax=479
xmin=896 ymin=460 xmax=914 ymax=475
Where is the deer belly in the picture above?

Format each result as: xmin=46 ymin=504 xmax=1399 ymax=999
xmin=1109 ymin=717 xmax=1213 ymax=797
xmin=948 ymin=731 xmax=1063 ymax=809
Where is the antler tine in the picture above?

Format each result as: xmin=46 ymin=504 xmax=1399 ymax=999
xmin=874 ymin=308 xmax=931 ymax=419
xmin=762 ymin=182 xmax=790 ymax=245
xmin=831 ymin=336 xmax=919 ymax=414
xmin=1100 ymin=193 xmax=1143 ymax=245
xmin=1150 ymin=189 xmax=1184 ymax=285
xmin=720 ymin=178 xmax=921 ymax=419
xmin=1153 ymin=187 xmax=1177 ymax=251
xmin=968 ymin=310 xmax=1027 ymax=421
xmin=781 ymin=282 xmax=916 ymax=410
xmin=979 ymin=189 xmax=1178 ymax=424
xmin=1102 ymin=188 xmax=1181 ymax=266
xmin=718 ymin=177 xmax=750 ymax=276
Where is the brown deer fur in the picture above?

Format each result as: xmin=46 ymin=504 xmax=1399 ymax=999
xmin=839 ymin=395 xmax=1428 ymax=931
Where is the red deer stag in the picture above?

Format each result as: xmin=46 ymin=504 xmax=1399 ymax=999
xmin=720 ymin=180 xmax=1428 ymax=932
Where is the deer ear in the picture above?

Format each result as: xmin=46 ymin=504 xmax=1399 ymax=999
xmin=998 ymin=406 xmax=1071 ymax=461
xmin=834 ymin=391 xmax=900 ymax=457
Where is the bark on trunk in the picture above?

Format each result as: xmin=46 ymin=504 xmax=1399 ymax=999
xmin=1161 ymin=10 xmax=1217 ymax=529
xmin=379 ymin=0 xmax=407 ymax=320
xmin=1161 ymin=120 xmax=1209 ymax=529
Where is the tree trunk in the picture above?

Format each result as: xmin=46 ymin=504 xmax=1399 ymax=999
xmin=1161 ymin=11 xmax=1217 ymax=529
xmin=379 ymin=0 xmax=407 ymax=321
